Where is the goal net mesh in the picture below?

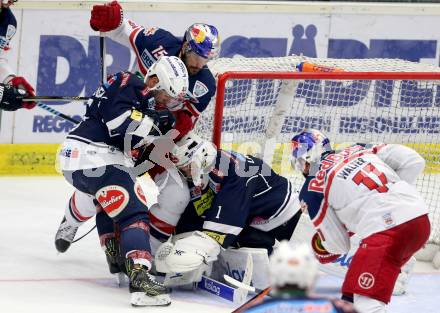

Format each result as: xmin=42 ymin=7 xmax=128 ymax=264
xmin=196 ymin=55 xmax=440 ymax=245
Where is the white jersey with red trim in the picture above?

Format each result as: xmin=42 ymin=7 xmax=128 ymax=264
xmin=299 ymin=143 xmax=428 ymax=254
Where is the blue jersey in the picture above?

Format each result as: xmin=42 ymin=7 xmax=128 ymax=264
xmin=186 ymin=150 xmax=298 ymax=248
xmin=0 ymin=8 xmax=16 ymax=50
xmin=244 ymin=296 xmax=358 ymax=313
xmin=68 ymin=72 xmax=157 ymax=155
xmin=110 ymin=19 xmax=216 ymax=116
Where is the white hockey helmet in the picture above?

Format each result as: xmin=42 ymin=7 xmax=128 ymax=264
xmin=171 ymin=132 xmax=217 ymax=186
xmin=269 ymin=241 xmax=318 ymax=290
xmin=145 ymin=55 xmax=189 ymax=100
xmin=290 ymin=129 xmax=332 ymax=173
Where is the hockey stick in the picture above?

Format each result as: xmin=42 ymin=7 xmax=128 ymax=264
xmin=36 ymin=102 xmax=80 ymax=124
xmin=23 ymin=96 xmax=89 ymax=102
xmin=231 ymin=287 xmax=272 ymax=313
xmin=100 ymin=32 xmax=106 ymax=84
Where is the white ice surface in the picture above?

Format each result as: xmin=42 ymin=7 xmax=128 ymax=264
xmin=0 ymin=177 xmax=439 ymax=313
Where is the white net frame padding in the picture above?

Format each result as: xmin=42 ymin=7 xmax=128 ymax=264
xmin=195 ymin=55 xmax=440 ymax=247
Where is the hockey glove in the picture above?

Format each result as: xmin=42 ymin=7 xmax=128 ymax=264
xmin=10 ymin=76 xmax=36 ymax=109
xmin=0 ymin=83 xmax=26 ymax=111
xmin=90 ymin=1 xmax=123 ymax=32
xmin=311 ymin=232 xmax=341 ymax=264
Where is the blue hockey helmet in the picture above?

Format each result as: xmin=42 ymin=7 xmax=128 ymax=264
xmin=184 ymin=23 xmax=220 ymax=60
xmin=291 ymin=129 xmax=332 ymax=173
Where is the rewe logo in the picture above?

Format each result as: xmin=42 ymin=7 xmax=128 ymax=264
xmin=204 ymin=279 xmax=220 ymax=296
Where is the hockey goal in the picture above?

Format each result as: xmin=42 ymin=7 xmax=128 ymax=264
xmin=197 ymin=56 xmax=440 ymax=259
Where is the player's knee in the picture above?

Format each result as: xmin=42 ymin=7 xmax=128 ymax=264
xmin=65 ymin=190 xmax=96 ymax=224
xmin=119 ymin=213 xmax=150 ymax=233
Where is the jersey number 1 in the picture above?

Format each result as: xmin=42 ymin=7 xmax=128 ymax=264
xmin=352 ymin=163 xmax=388 ymax=193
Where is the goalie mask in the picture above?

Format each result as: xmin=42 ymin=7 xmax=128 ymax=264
xmin=269 ymin=241 xmax=318 ymax=290
xmin=145 ymin=56 xmax=189 ymax=110
xmin=171 ymin=132 xmax=217 ymax=186
xmin=290 ymin=129 xmax=332 ymax=174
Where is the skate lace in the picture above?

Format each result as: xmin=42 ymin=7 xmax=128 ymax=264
xmin=56 ymin=221 xmax=78 ymax=242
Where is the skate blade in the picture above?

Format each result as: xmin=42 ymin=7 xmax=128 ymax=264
xmin=130 ymin=292 xmax=171 ymax=307
xmin=116 ymin=272 xmax=129 ymax=287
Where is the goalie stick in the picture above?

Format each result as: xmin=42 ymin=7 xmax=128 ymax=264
xmin=197 ymin=254 xmax=253 ymax=303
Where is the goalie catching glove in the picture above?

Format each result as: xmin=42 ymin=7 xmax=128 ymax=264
xmin=311 ymin=232 xmax=341 ymax=264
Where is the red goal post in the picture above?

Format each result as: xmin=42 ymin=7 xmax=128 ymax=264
xmin=198 ymin=56 xmax=440 ymax=248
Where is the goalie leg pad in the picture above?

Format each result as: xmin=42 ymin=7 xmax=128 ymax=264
xmin=211 ymin=247 xmax=270 ymax=290
xmin=165 ymin=231 xmax=220 ymax=273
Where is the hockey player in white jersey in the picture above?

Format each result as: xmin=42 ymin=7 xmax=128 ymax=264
xmin=56 ymin=56 xmax=189 ymax=307
xmin=290 ymin=129 xmax=430 ymax=313
xmin=242 ymin=241 xmax=358 ymax=313
xmin=0 ymin=0 xmax=36 ymax=111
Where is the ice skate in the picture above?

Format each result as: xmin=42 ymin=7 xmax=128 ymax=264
xmin=127 ymin=260 xmax=171 ymax=307
xmin=54 ymin=217 xmax=78 ymax=253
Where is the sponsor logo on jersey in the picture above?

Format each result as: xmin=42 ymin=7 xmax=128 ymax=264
xmin=192 ymin=80 xmax=209 ymax=98
xmin=190 ymin=185 xmax=202 ymax=200
xmin=308 ymin=145 xmax=366 ymax=193
xmin=96 ymin=185 xmax=129 ymax=218
xmin=193 ymin=188 xmax=215 ymax=216
xmin=209 ymin=180 xmax=222 ymax=193
xmin=134 ymin=181 xmax=148 ymax=206
xmin=382 ymin=212 xmax=395 ymax=227
xmin=140 ymin=49 xmax=156 ymax=69
xmin=59 ymin=147 xmax=79 ymax=158
xmin=358 ymin=272 xmax=375 ymax=289
xmin=130 ymin=109 xmax=143 ymax=122
xmin=204 ymin=231 xmax=225 ymax=245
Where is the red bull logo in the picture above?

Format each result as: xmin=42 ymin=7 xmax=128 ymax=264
xmin=191 ymin=26 xmax=206 ymax=43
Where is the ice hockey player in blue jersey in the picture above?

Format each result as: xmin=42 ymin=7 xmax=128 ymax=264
xmin=242 ymin=241 xmax=359 ymax=313
xmin=55 ymin=56 xmax=189 ymax=307
xmin=89 ymin=3 xmax=220 ymax=257
xmin=154 ymin=133 xmax=303 ymax=277
xmin=90 ymin=1 xmax=219 ymax=138
xmin=0 ymin=0 xmax=36 ymax=111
